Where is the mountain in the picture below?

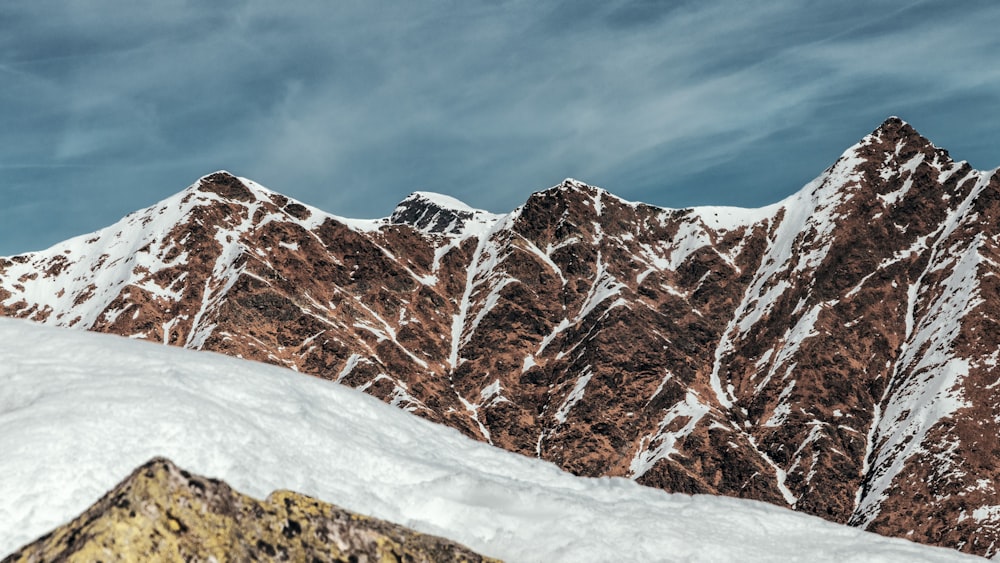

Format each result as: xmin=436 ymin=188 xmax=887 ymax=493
xmin=4 ymin=457 xmax=496 ymax=563
xmin=0 ymin=318 xmax=979 ymax=562
xmin=2 ymin=117 xmax=999 ymax=556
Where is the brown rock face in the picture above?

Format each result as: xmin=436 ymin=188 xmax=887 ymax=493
xmin=3 ymin=118 xmax=1000 ymax=556
xmin=2 ymin=457 xmax=497 ymax=562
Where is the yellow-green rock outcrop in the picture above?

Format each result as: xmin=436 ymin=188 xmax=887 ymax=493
xmin=3 ymin=457 xmax=498 ymax=562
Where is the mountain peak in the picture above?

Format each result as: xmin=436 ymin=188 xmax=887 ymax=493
xmin=828 ymin=116 xmax=956 ymax=183
xmin=551 ymin=177 xmax=603 ymax=196
xmin=389 ymin=191 xmax=495 ymax=235
xmin=181 ymin=172 xmax=318 ymax=223
xmin=195 ymin=171 xmax=258 ymax=203
xmin=399 ymin=191 xmax=480 ymax=213
xmin=859 ymin=116 xmax=940 ymax=158
xmin=560 ymin=177 xmax=591 ymax=189
xmin=522 ymin=178 xmax=633 ymax=218
xmin=879 ymin=115 xmax=907 ymax=129
xmin=870 ymin=115 xmax=919 ymax=142
xmin=526 ymin=178 xmax=600 ymax=200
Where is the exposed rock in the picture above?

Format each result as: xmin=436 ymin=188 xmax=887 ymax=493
xmin=3 ymin=118 xmax=1000 ymax=556
xmin=2 ymin=457 xmax=498 ymax=563
xmin=390 ymin=191 xmax=487 ymax=234
xmin=199 ymin=170 xmax=257 ymax=202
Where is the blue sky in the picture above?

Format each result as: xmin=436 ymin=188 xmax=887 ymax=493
xmin=2 ymin=1 xmax=998 ymax=255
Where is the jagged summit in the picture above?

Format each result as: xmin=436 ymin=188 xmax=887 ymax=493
xmin=517 ymin=177 xmax=640 ymax=222
xmin=401 ymin=191 xmax=481 ymax=213
xmin=865 ymin=116 xmax=924 ymax=143
xmin=876 ymin=115 xmax=907 ymax=131
xmin=546 ymin=177 xmax=612 ymax=199
xmin=195 ymin=170 xmax=258 ymax=202
xmin=559 ymin=177 xmax=593 ymax=190
xmin=190 ymin=171 xmax=324 ymax=222
xmin=857 ymin=116 xmax=958 ymax=169
xmin=389 ymin=191 xmax=499 ymax=235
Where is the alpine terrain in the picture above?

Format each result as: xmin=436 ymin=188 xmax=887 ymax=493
xmin=0 ymin=317 xmax=979 ymax=562
xmin=2 ymin=117 xmax=999 ymax=556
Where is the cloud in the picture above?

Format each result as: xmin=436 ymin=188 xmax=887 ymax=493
xmin=1 ymin=1 xmax=999 ymax=254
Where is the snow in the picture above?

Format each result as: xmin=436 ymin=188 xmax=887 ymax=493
xmin=577 ymin=252 xmax=626 ymax=320
xmin=479 ymin=379 xmax=504 ymax=403
xmin=467 ymin=274 xmax=518 ymax=344
xmin=755 ymin=301 xmax=827 ymax=395
xmin=0 ymin=172 xmax=356 ymax=339
xmin=707 ymin=141 xmax=869 ymax=410
xmin=392 ymin=191 xmax=503 ymax=238
xmin=854 ymin=171 xmax=993 ymax=528
xmin=973 ymin=506 xmax=1000 ymax=523
xmin=449 ymin=215 xmax=518 ymax=368
xmin=517 ymin=236 xmax=567 ymax=285
xmin=645 ymin=369 xmax=675 ymax=407
xmin=877 ymin=154 xmax=925 ymax=207
xmin=747 ymin=432 xmax=800 ymax=506
xmin=457 ymin=393 xmax=492 ymax=443
xmin=521 ymin=354 xmax=537 ymax=373
xmin=350 ymin=295 xmax=429 ymax=369
xmin=536 ymin=317 xmax=571 ymax=356
xmin=335 ymin=353 xmax=364 ymax=383
xmin=667 ymin=219 xmax=713 ymax=271
xmin=764 ymin=380 xmax=797 ymax=428
xmin=407 ymin=191 xmax=483 ymax=213
xmin=449 ymin=229 xmax=492 ymax=368
xmin=553 ymin=368 xmax=593 ymax=424
xmin=0 ymin=319 xmax=980 ymax=562
xmin=183 ymin=215 xmax=252 ymax=349
xmin=629 ymin=390 xmax=711 ymax=478
xmin=689 ymin=202 xmax=783 ymax=232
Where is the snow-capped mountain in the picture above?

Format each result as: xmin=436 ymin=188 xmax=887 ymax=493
xmin=0 ymin=318 xmax=980 ymax=562
xmin=2 ymin=117 xmax=999 ymax=556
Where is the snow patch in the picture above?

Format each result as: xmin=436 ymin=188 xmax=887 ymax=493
xmin=554 ymin=368 xmax=593 ymax=424
xmin=630 ymin=391 xmax=711 ymax=478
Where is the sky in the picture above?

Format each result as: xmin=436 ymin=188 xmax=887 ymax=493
xmin=1 ymin=1 xmax=999 ymax=255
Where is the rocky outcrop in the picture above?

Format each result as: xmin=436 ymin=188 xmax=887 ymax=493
xmin=2 ymin=458 xmax=498 ymax=563
xmin=3 ymin=118 xmax=1000 ymax=556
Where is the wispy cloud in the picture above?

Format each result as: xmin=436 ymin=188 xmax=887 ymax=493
xmin=1 ymin=1 xmax=998 ymax=253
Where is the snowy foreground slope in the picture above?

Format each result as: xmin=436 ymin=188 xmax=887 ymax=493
xmin=0 ymin=319 xmax=980 ymax=562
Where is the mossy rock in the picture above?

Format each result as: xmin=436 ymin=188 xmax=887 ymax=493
xmin=4 ymin=457 xmax=500 ymax=563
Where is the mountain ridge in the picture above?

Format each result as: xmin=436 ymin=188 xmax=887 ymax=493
xmin=3 ymin=116 xmax=1000 ymax=556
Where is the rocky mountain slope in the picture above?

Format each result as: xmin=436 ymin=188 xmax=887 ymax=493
xmin=3 ymin=458 xmax=495 ymax=563
xmin=2 ymin=117 xmax=999 ymax=556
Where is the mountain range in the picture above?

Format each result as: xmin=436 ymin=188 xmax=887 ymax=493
xmin=2 ymin=117 xmax=999 ymax=557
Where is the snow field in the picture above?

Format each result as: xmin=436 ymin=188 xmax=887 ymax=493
xmin=0 ymin=319 xmax=981 ymax=562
